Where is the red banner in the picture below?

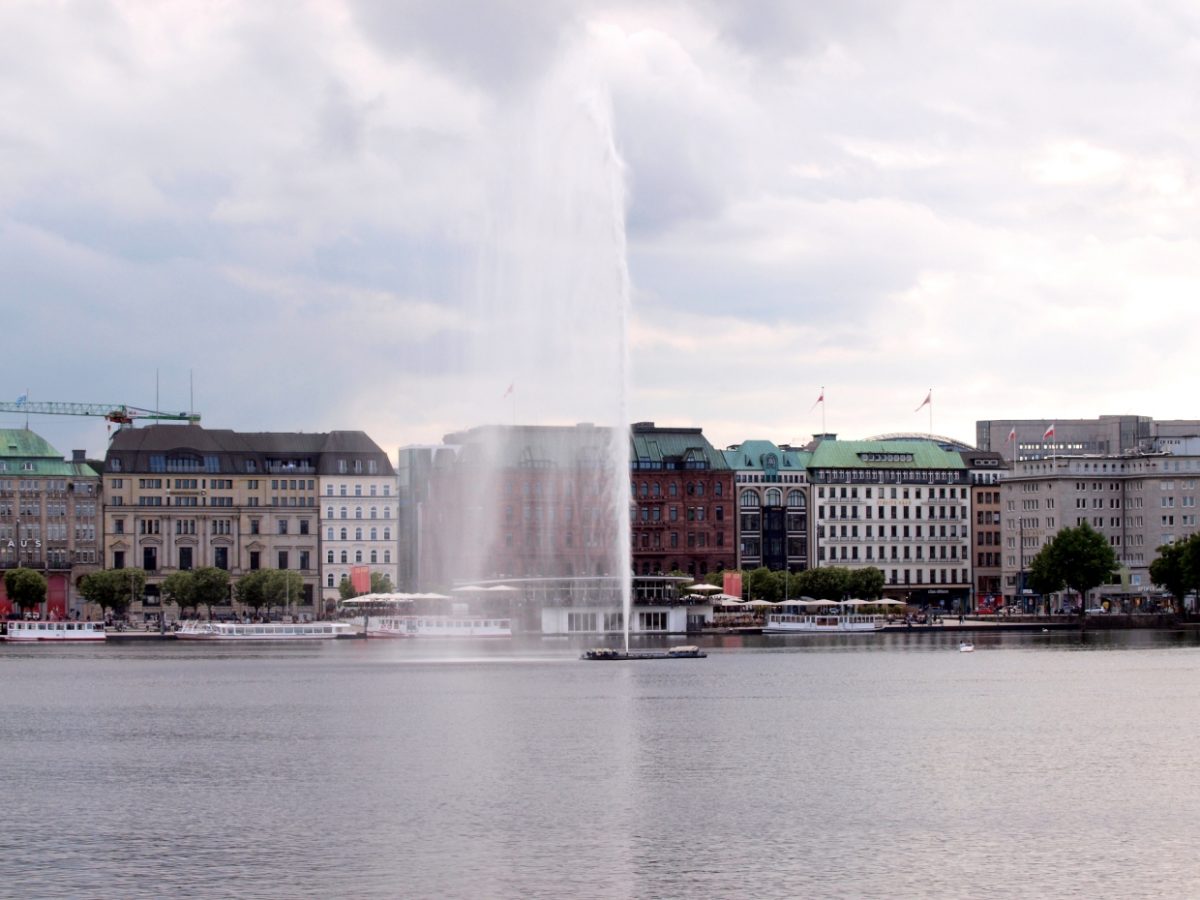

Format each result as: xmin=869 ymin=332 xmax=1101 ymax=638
xmin=723 ymin=571 xmax=743 ymax=599
xmin=350 ymin=566 xmax=371 ymax=594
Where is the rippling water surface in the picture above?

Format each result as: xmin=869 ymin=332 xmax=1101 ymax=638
xmin=4 ymin=629 xmax=1200 ymax=899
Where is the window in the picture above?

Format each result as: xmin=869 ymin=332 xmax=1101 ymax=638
xmin=277 ymin=519 xmax=288 ymax=535
xmin=278 ymin=551 xmax=289 ymax=570
xmin=299 ymin=520 xmax=309 ymax=535
xmin=327 ymin=550 xmax=334 ymax=564
xmin=299 ymin=551 xmax=310 ymax=570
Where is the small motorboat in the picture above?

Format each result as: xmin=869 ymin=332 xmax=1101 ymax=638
xmin=958 ymin=641 xmax=975 ymax=653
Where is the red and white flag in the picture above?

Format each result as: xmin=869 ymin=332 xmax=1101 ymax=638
xmin=809 ymin=388 xmax=824 ymax=412
xmin=1043 ymin=423 xmax=1055 ymax=440
xmin=1006 ymin=427 xmax=1016 ymax=444
xmin=502 ymin=382 xmax=514 ymax=399
xmin=914 ymin=390 xmax=931 ymax=412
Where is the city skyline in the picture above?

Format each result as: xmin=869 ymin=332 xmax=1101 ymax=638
xmin=5 ymin=2 xmax=1199 ymax=459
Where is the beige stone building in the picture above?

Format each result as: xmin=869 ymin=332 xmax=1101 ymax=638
xmin=102 ymin=425 xmax=392 ymax=620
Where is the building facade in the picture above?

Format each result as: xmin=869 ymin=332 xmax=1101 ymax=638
xmin=103 ymin=425 xmax=392 ymax=619
xmin=722 ymin=440 xmax=810 ymax=573
xmin=999 ymin=452 xmax=1200 ymax=609
xmin=0 ymin=429 xmax=100 ymax=617
xmin=808 ymin=438 xmax=972 ymax=608
xmin=977 ymin=415 xmax=1200 ymax=463
xmin=960 ymin=449 xmax=1007 ymax=610
xmin=630 ymin=423 xmax=735 ymax=578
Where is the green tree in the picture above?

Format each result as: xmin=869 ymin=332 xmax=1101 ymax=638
xmin=1150 ymin=535 xmax=1200 ymax=613
xmin=846 ymin=567 xmax=885 ymax=600
xmin=191 ymin=567 xmax=231 ymax=618
xmin=160 ymin=571 xmax=195 ymax=620
xmin=1028 ymin=523 xmax=1118 ymax=624
xmin=796 ymin=566 xmax=850 ymax=601
xmin=746 ymin=566 xmax=780 ymax=603
xmin=4 ymin=567 xmax=47 ymax=615
xmin=338 ymin=576 xmax=358 ymax=601
xmin=235 ymin=569 xmax=271 ymax=618
xmin=370 ymin=572 xmax=394 ymax=594
xmin=79 ymin=568 xmax=144 ymax=619
xmin=264 ymin=570 xmax=304 ymax=617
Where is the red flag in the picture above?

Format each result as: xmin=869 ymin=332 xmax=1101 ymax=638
xmin=809 ymin=389 xmax=824 ymax=412
xmin=502 ymin=383 xmax=514 ymax=399
xmin=914 ymin=390 xmax=931 ymax=412
xmin=1006 ymin=427 xmax=1016 ymax=443
xmin=1043 ymin=423 xmax=1055 ymax=440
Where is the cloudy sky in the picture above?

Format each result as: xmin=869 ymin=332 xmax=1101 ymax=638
xmin=3 ymin=0 xmax=1198 ymax=460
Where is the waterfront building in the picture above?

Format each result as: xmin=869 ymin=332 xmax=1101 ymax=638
xmin=807 ymin=436 xmax=972 ymax=609
xmin=630 ymin=422 xmax=735 ymax=578
xmin=0 ymin=429 xmax=100 ymax=616
xmin=999 ymin=452 xmax=1200 ymax=609
xmin=976 ymin=415 xmax=1200 ymax=463
xmin=102 ymin=425 xmax=392 ymax=620
xmin=395 ymin=443 xmax=451 ymax=592
xmin=316 ymin=433 xmax=398 ymax=607
xmin=415 ymin=423 xmax=628 ymax=590
xmin=960 ymin=449 xmax=1008 ymax=610
xmin=721 ymin=440 xmax=810 ymax=573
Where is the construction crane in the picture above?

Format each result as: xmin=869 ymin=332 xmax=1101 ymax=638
xmin=0 ymin=400 xmax=201 ymax=427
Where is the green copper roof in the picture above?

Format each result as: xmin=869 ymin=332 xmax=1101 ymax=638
xmin=630 ymin=425 xmax=728 ymax=469
xmin=0 ymin=429 xmax=97 ymax=477
xmin=808 ymin=439 xmax=966 ymax=470
xmin=722 ymin=440 xmax=811 ymax=472
xmin=0 ymin=429 xmax=60 ymax=459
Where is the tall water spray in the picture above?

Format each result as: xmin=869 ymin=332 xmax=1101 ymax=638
xmin=428 ymin=48 xmax=633 ymax=648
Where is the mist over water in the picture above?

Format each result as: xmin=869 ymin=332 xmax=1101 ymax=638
xmin=433 ymin=46 xmax=633 ymax=644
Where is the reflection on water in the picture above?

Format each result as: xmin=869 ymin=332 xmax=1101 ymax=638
xmin=4 ymin=631 xmax=1200 ymax=898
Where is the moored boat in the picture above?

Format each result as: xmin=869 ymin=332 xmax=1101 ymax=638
xmin=581 ymin=645 xmax=706 ymax=660
xmin=175 ymin=621 xmax=351 ymax=641
xmin=762 ymin=612 xmax=884 ymax=634
xmin=2 ymin=620 xmax=106 ymax=642
xmin=366 ymin=615 xmax=512 ymax=639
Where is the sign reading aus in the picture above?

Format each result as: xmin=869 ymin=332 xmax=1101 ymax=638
xmin=5 ymin=539 xmax=42 ymax=549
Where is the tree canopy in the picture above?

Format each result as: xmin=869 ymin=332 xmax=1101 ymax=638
xmin=79 ymin=568 xmax=145 ymax=618
xmin=4 ymin=567 xmax=47 ymax=613
xmin=1028 ymin=523 xmax=1118 ymax=616
xmin=1149 ymin=534 xmax=1200 ymax=609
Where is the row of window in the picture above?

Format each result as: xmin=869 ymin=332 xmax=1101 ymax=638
xmin=632 ymin=481 xmax=726 ymax=499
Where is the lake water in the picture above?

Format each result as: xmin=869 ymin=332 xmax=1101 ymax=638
xmin=4 ymin=629 xmax=1200 ymax=899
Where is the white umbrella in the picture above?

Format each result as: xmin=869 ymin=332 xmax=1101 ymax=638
xmin=481 ymin=585 xmax=519 ymax=592
xmin=683 ymin=583 xmax=721 ymax=593
xmin=451 ymin=585 xmax=486 ymax=592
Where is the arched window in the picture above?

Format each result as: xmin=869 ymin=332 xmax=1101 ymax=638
xmin=340 ymin=551 xmax=348 ymax=564
xmin=326 ymin=573 xmax=334 ymax=587
xmin=787 ymin=490 xmax=804 ymax=508
xmin=741 ymin=491 xmax=761 ymax=508
xmin=384 ymin=550 xmax=391 ymax=563
xmin=326 ymin=506 xmax=333 ymax=519
xmin=370 ymin=550 xmax=377 ymax=563
xmin=639 ymin=482 xmax=648 ymax=497
xmin=370 ymin=528 xmax=378 ymax=540
xmin=326 ymin=550 xmax=333 ymax=564
xmin=652 ymin=483 xmax=661 ymax=497
xmin=383 ymin=507 xmax=391 ymax=519
xmin=340 ymin=528 xmax=347 ymax=541
xmin=370 ymin=507 xmax=377 ymax=519
xmin=355 ymin=527 xmax=363 ymax=541
xmin=669 ymin=483 xmax=678 ymax=497
xmin=765 ymin=488 xmax=782 ymax=506
xmin=355 ymin=507 xmax=363 ymax=519
xmin=354 ymin=551 xmax=363 ymax=563
xmin=714 ymin=481 xmax=723 ymax=496
xmin=326 ymin=527 xmax=333 ymax=540
xmin=340 ymin=507 xmax=347 ymax=519
xmin=695 ymin=482 xmax=705 ymax=497
xmin=383 ymin=528 xmax=391 ymax=540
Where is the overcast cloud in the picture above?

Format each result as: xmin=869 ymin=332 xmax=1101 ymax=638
xmin=3 ymin=0 xmax=1199 ymax=458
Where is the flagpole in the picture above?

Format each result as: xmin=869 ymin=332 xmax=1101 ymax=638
xmin=928 ymin=387 xmax=933 ymax=437
xmin=821 ymin=386 xmax=826 ymax=436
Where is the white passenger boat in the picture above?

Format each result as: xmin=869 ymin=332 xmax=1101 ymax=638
xmin=174 ymin=621 xmax=352 ymax=641
xmin=2 ymin=620 xmax=106 ymax=642
xmin=762 ymin=612 xmax=884 ymax=634
xmin=367 ymin=615 xmax=512 ymax=639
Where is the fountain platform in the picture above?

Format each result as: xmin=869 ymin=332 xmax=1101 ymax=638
xmin=581 ymin=646 xmax=706 ymax=661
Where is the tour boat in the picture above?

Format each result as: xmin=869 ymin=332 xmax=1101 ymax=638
xmin=762 ymin=612 xmax=884 ymax=634
xmin=174 ymin=621 xmax=352 ymax=641
xmin=2 ymin=620 xmax=106 ymax=642
xmin=366 ymin=615 xmax=512 ymax=639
